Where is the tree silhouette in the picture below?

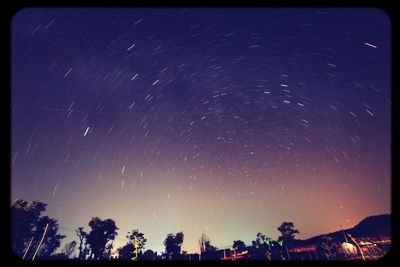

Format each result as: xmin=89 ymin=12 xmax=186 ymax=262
xmin=276 ymin=222 xmax=299 ymax=260
xmin=163 ymin=232 xmax=184 ymax=260
xmin=142 ymin=249 xmax=156 ymax=260
xmin=116 ymin=229 xmax=146 ymax=260
xmin=251 ymin=233 xmax=273 ymax=260
xmin=319 ymin=236 xmax=338 ymax=260
xmin=49 ymin=241 xmax=77 ymax=260
xmin=11 ymin=199 xmax=65 ymax=259
xmin=175 ymin=232 xmax=184 ymax=253
xmin=104 ymin=242 xmax=113 ymax=260
xmin=270 ymin=240 xmax=285 ymax=260
xmin=198 ymin=233 xmax=208 ymax=256
xmin=127 ymin=229 xmax=147 ymax=252
xmin=85 ymin=217 xmax=118 ymax=260
xmin=232 ymin=240 xmax=246 ymax=253
xmin=277 ymin=222 xmax=299 ymax=246
xmin=198 ymin=234 xmax=218 ymax=260
xmin=62 ymin=241 xmax=77 ymax=259
xmin=33 ymin=216 xmax=66 ymax=258
xmin=116 ymin=243 xmax=134 ymax=260
xmin=76 ymin=227 xmax=89 ymax=260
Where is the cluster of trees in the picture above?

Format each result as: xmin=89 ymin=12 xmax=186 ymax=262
xmin=11 ymin=199 xmax=66 ymax=260
xmin=11 ymin=199 xmax=301 ymax=261
xmin=195 ymin=222 xmax=299 ymax=261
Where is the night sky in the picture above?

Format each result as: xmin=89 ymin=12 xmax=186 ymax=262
xmin=11 ymin=8 xmax=391 ymax=254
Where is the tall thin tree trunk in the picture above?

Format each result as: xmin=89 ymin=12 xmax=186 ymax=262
xmin=32 ymin=223 xmax=49 ymax=260
xmin=22 ymin=236 xmax=34 ymax=259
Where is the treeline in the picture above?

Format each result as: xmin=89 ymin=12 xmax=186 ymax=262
xmin=11 ymin=198 xmax=341 ymax=261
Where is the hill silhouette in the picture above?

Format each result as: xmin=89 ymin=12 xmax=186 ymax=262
xmin=295 ymin=214 xmax=391 ymax=246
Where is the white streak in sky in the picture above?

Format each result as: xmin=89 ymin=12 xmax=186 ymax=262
xmin=365 ymin=109 xmax=374 ymax=116
xmin=12 ymin=152 xmax=18 ymax=164
xmin=349 ymin=111 xmax=357 ymax=118
xmin=84 ymin=127 xmax=90 ymax=136
xmin=44 ymin=19 xmax=55 ymax=29
xmin=65 ymin=153 xmax=70 ymax=163
xmin=53 ymin=179 xmax=61 ymax=197
xmin=134 ymin=18 xmax=143 ymax=25
xmin=131 ymin=73 xmax=139 ymax=80
xmin=52 ymin=185 xmax=58 ymax=197
xmin=67 ymin=101 xmax=75 ymax=111
xmin=64 ymin=68 xmax=72 ymax=78
xmin=365 ymin=42 xmax=377 ymax=48
xmin=127 ymin=43 xmax=135 ymax=51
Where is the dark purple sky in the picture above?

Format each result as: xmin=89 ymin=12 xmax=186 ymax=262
xmin=12 ymin=8 xmax=391 ymax=253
